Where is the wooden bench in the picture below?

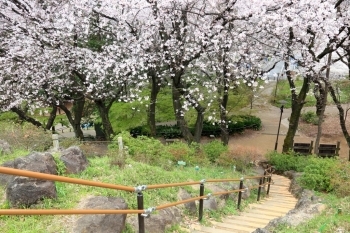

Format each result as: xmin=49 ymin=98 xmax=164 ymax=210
xmin=318 ymin=141 xmax=340 ymax=158
xmin=165 ymin=139 xmax=179 ymax=144
xmin=293 ymin=141 xmax=313 ymax=155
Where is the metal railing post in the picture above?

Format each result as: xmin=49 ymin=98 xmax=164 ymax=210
xmin=198 ymin=180 xmax=205 ymax=221
xmin=267 ymin=174 xmax=272 ymax=195
xmin=237 ymin=177 xmax=244 ymax=210
xmin=137 ymin=192 xmax=145 ymax=233
xmin=257 ymin=177 xmax=263 ymax=201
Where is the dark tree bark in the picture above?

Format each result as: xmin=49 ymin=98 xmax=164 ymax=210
xmin=10 ymin=107 xmax=42 ymax=127
xmin=147 ymin=71 xmax=161 ymax=137
xmin=314 ymin=53 xmax=332 ymax=154
xmin=217 ymin=48 xmax=230 ymax=145
xmin=326 ymin=80 xmax=350 ymax=147
xmin=94 ymin=99 xmax=115 ymax=141
xmin=282 ymin=69 xmax=311 ymax=153
xmin=59 ymin=99 xmax=84 ymax=140
xmin=172 ymin=85 xmax=194 ymax=143
xmin=45 ymin=105 xmax=57 ymax=130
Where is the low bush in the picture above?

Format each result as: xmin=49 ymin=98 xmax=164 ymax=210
xmin=202 ymin=140 xmax=228 ymax=163
xmin=266 ymin=151 xmax=312 ymax=172
xmin=298 ymin=157 xmax=337 ymax=192
xmin=301 ymin=111 xmax=318 ymax=125
xmin=129 ymin=115 xmax=262 ymax=138
xmin=328 ymin=160 xmax=350 ymax=197
xmin=216 ymin=146 xmax=263 ymax=172
xmin=0 ymin=122 xmax=52 ymax=151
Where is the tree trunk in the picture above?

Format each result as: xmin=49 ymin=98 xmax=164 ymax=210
xmin=148 ymin=72 xmax=161 ymax=137
xmin=219 ymin=91 xmax=229 ymax=145
xmin=172 ymin=86 xmax=194 ymax=143
xmin=95 ymin=100 xmax=115 ymax=141
xmin=193 ymin=106 xmax=205 ymax=143
xmin=314 ymin=53 xmax=332 ymax=154
xmin=218 ymin=50 xmax=230 ymax=146
xmin=282 ymin=72 xmax=311 ymax=152
xmin=326 ymin=79 xmax=350 ymax=147
xmin=59 ymin=100 xmax=84 ymax=139
xmin=45 ymin=105 xmax=57 ymax=130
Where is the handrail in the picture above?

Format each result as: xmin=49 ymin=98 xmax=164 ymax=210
xmin=0 ymin=167 xmax=135 ymax=192
xmin=0 ymin=209 xmax=143 ymax=215
xmin=0 ymin=166 xmax=274 ymax=233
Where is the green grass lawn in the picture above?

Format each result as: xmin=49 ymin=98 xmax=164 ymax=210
xmin=271 ymin=78 xmax=350 ymax=108
xmin=0 ymin=146 xmax=257 ymax=233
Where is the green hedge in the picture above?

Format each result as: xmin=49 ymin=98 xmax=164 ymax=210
xmin=129 ymin=115 xmax=262 ymax=139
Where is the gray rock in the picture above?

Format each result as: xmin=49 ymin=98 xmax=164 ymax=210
xmin=252 ymin=228 xmax=271 ymax=233
xmin=127 ymin=207 xmax=181 ymax=233
xmin=60 ymin=146 xmax=88 ymax=174
xmin=0 ymin=160 xmax=15 ymax=186
xmin=5 ymin=152 xmax=58 ymax=207
xmin=266 ymin=189 xmax=325 ymax=229
xmin=232 ymin=183 xmax=250 ymax=200
xmin=177 ymin=188 xmax=197 ymax=215
xmin=6 ymin=177 xmax=57 ymax=208
xmin=0 ymin=140 xmax=11 ymax=155
xmin=284 ymin=171 xmax=303 ymax=197
xmin=13 ymin=152 xmax=58 ymax=175
xmin=74 ymin=196 xmax=128 ymax=233
xmin=203 ymin=196 xmax=218 ymax=210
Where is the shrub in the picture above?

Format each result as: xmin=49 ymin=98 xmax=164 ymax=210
xmin=111 ymin=133 xmax=173 ymax=169
xmin=129 ymin=115 xmax=262 ymax=138
xmin=298 ymin=157 xmax=337 ymax=192
xmin=202 ymin=140 xmax=228 ymax=163
xmin=59 ymin=137 xmax=81 ymax=149
xmin=328 ymin=160 xmax=350 ymax=197
xmin=0 ymin=122 xmax=52 ymax=151
xmin=217 ymin=145 xmax=263 ymax=172
xmin=165 ymin=142 xmax=210 ymax=167
xmin=266 ymin=151 xmax=312 ymax=172
xmin=301 ymin=111 xmax=318 ymax=125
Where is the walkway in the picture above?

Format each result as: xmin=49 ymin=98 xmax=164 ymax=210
xmin=191 ymin=175 xmax=297 ymax=233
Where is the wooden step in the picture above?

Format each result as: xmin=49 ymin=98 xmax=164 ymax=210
xmin=192 ymin=175 xmax=296 ymax=233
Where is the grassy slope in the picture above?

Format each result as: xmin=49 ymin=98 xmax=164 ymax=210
xmin=0 ymin=148 xmax=256 ymax=233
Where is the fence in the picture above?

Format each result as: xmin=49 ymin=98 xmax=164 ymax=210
xmin=0 ymin=166 xmax=273 ymax=233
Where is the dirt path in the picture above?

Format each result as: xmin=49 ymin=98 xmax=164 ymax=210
xmin=227 ymin=81 xmax=349 ymax=160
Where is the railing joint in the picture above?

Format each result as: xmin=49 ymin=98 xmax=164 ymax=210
xmin=134 ymin=185 xmax=147 ymax=193
xmin=141 ymin=207 xmax=156 ymax=218
xmin=204 ymin=193 xmax=212 ymax=200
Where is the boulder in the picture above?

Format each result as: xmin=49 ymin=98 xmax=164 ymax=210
xmin=203 ymin=196 xmax=218 ymax=210
xmin=232 ymin=183 xmax=250 ymax=200
xmin=284 ymin=170 xmax=303 ymax=197
xmin=0 ymin=140 xmax=12 ymax=155
xmin=252 ymin=228 xmax=271 ymax=233
xmin=74 ymin=196 xmax=128 ymax=233
xmin=265 ymin=190 xmax=325 ymax=230
xmin=13 ymin=152 xmax=58 ymax=175
xmin=6 ymin=177 xmax=57 ymax=208
xmin=0 ymin=160 xmax=15 ymax=186
xmin=60 ymin=146 xmax=88 ymax=174
xmin=177 ymin=188 xmax=197 ymax=215
xmin=127 ymin=207 xmax=181 ymax=233
xmin=6 ymin=152 xmax=58 ymax=207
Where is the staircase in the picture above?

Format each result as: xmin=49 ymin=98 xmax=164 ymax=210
xmin=191 ymin=175 xmax=297 ymax=233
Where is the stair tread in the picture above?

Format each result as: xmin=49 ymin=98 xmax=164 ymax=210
xmin=193 ymin=175 xmax=295 ymax=233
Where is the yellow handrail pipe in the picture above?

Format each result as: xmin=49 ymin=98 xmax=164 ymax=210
xmin=0 ymin=167 xmax=135 ymax=192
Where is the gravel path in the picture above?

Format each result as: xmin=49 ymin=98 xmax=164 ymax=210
xmin=227 ymin=81 xmax=349 ymax=160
